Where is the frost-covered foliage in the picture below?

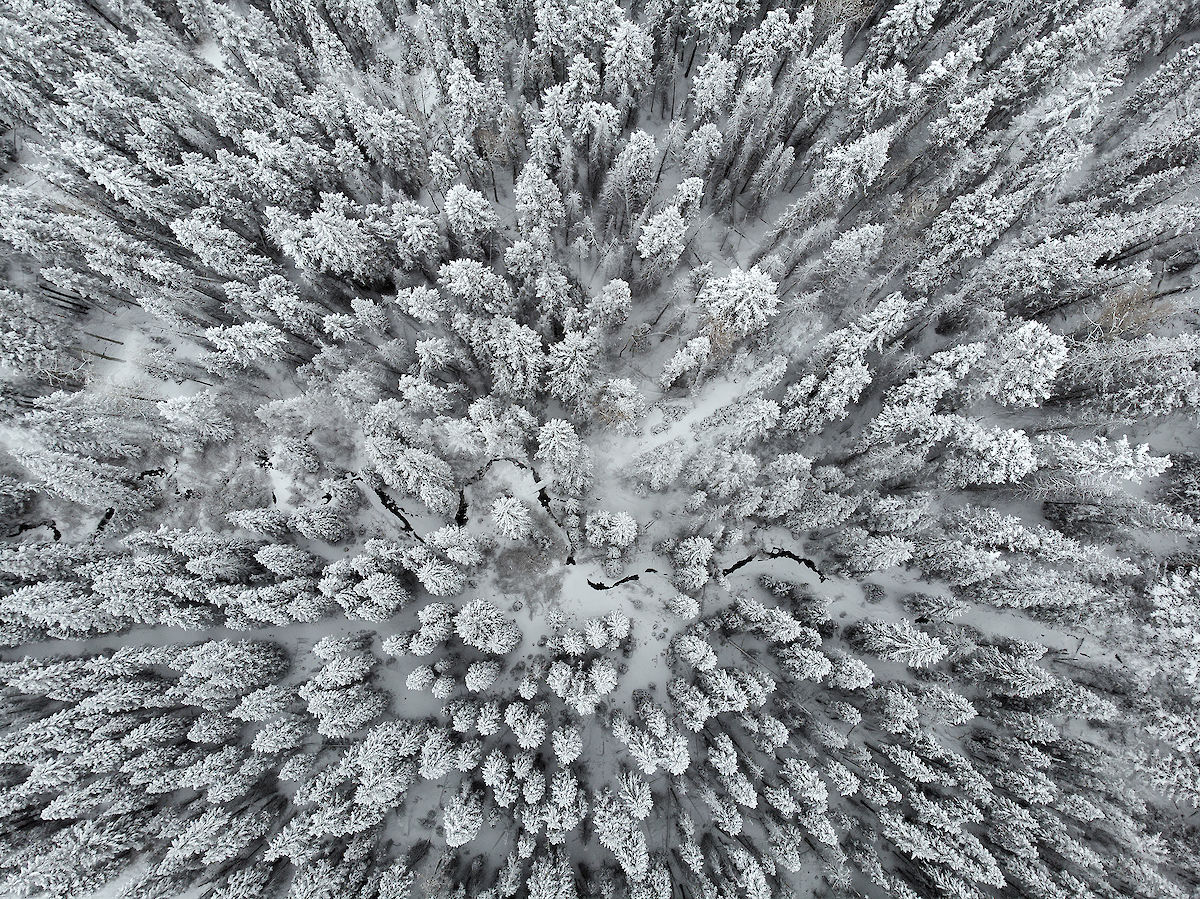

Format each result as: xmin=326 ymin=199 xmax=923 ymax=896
xmin=0 ymin=0 xmax=1198 ymax=898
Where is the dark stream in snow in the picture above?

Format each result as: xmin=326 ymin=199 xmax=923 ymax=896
xmin=721 ymin=548 xmax=824 ymax=581
xmin=7 ymin=519 xmax=60 ymax=540
xmin=585 ymin=547 xmax=824 ymax=591
xmin=587 ymin=572 xmax=646 ymax=590
xmin=372 ymin=486 xmax=425 ymax=543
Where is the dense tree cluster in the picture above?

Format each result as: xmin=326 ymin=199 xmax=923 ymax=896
xmin=0 ymin=0 xmax=1199 ymax=897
